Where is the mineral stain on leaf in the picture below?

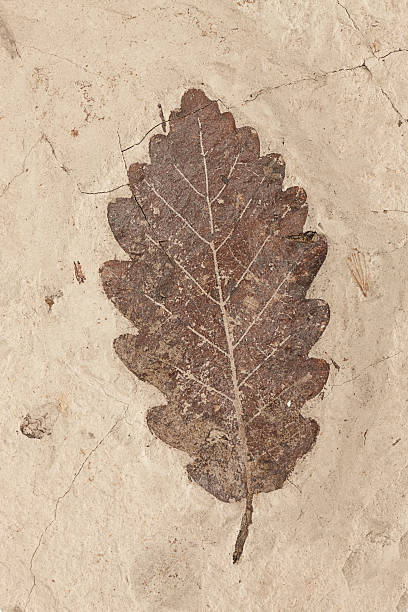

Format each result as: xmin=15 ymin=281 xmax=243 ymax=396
xmin=100 ymin=89 xmax=330 ymax=562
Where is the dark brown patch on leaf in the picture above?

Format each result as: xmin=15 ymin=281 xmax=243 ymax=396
xmin=100 ymin=89 xmax=329 ymax=562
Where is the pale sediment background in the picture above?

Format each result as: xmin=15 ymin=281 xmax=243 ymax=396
xmin=1 ymin=1 xmax=408 ymax=610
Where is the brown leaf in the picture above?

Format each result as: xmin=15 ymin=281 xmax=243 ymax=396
xmin=100 ymin=89 xmax=329 ymax=562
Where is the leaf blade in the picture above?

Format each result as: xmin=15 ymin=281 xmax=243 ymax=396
xmin=101 ymin=88 xmax=330 ymax=562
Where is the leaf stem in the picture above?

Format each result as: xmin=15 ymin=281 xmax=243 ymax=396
xmin=233 ymin=492 xmax=254 ymax=563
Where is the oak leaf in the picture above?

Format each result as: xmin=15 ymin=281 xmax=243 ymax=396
xmin=101 ymin=89 xmax=329 ymax=562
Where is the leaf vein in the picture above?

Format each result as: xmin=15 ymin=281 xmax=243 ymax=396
xmin=225 ymin=234 xmax=271 ymax=303
xmin=145 ymin=234 xmax=220 ymax=306
xmin=174 ymin=164 xmax=206 ymax=198
xmin=144 ymin=179 xmax=210 ymax=245
xmin=142 ymin=290 xmax=228 ymax=356
xmin=233 ymin=268 xmax=295 ymax=349
xmin=238 ymin=335 xmax=292 ymax=388
xmin=157 ymin=357 xmax=233 ymax=402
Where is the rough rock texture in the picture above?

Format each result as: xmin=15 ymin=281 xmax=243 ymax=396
xmin=1 ymin=1 xmax=408 ymax=610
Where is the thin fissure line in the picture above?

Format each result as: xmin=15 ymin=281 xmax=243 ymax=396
xmin=1 ymin=136 xmax=43 ymax=198
xmin=234 ymin=268 xmax=294 ymax=349
xmin=144 ymin=179 xmax=210 ymax=245
xmin=145 ymin=234 xmax=220 ymax=306
xmin=24 ymin=404 xmax=129 ymax=609
xmin=143 ymin=292 xmax=228 ymax=356
xmin=78 ymin=182 xmax=129 ymax=195
xmin=332 ymin=351 xmax=402 ymax=387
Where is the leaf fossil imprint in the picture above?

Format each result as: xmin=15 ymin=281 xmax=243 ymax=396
xmin=101 ymin=89 xmax=329 ymax=562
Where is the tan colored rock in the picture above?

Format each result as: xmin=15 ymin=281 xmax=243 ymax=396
xmin=1 ymin=1 xmax=408 ymax=610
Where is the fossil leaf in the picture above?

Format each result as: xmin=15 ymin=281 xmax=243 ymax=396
xmin=100 ymin=89 xmax=329 ymax=562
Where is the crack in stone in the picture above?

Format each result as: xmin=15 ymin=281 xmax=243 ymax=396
xmin=19 ymin=43 xmax=105 ymax=80
xmin=243 ymin=62 xmax=368 ymax=103
xmin=362 ymin=63 xmax=406 ymax=123
xmin=1 ymin=133 xmax=118 ymax=202
xmin=336 ymin=0 xmax=359 ymax=33
xmin=78 ymin=50 xmax=408 ymax=200
xmin=77 ymin=182 xmax=130 ymax=195
xmin=244 ymin=58 xmax=378 ymax=104
xmin=42 ymin=134 xmax=71 ymax=174
xmin=121 ymin=63 xmax=376 ymax=150
xmin=24 ymin=405 xmax=129 ymax=610
xmin=0 ymin=137 xmax=42 ymax=198
xmin=378 ymin=48 xmax=408 ymax=60
xmin=336 ymin=0 xmax=375 ymax=57
xmin=332 ymin=351 xmax=403 ymax=387
xmin=378 ymin=86 xmax=405 ymax=122
xmin=1 ymin=132 xmax=73 ymax=199
xmin=11 ymin=49 xmax=407 ymax=201
xmin=244 ymin=51 xmax=408 ymax=123
xmin=369 ymin=238 xmax=408 ymax=256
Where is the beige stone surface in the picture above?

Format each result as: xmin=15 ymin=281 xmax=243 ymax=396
xmin=1 ymin=1 xmax=408 ymax=610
